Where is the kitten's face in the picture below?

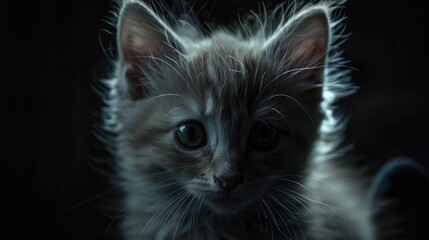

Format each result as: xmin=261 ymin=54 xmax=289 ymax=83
xmin=116 ymin=2 xmax=328 ymax=216
xmin=119 ymin=44 xmax=322 ymax=215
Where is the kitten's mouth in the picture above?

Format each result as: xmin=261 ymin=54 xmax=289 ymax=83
xmin=205 ymin=191 xmax=253 ymax=215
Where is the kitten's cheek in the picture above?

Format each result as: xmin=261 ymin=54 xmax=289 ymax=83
xmin=202 ymin=148 xmax=212 ymax=158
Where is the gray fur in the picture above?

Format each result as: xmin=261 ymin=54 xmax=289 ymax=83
xmin=103 ymin=0 xmax=375 ymax=239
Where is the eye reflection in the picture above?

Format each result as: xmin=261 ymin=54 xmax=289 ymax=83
xmin=175 ymin=121 xmax=207 ymax=150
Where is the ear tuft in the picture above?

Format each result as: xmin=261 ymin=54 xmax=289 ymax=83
xmin=264 ymin=6 xmax=331 ymax=76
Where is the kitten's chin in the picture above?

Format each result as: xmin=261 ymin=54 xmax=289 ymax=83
xmin=204 ymin=192 xmax=254 ymax=216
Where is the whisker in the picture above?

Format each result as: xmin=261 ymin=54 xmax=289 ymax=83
xmin=173 ymin=193 xmax=195 ymax=239
xmin=264 ymin=193 xmax=294 ymax=239
xmin=188 ymin=195 xmax=204 ymax=239
xmin=141 ymin=188 xmax=188 ymax=240
xmin=265 ymin=176 xmax=314 ymax=194
xmin=257 ymin=196 xmax=270 ymax=239
xmin=270 ymin=186 xmax=311 ymax=214
xmin=258 ymin=194 xmax=276 ymax=240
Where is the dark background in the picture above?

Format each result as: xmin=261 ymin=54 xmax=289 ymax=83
xmin=3 ymin=0 xmax=429 ymax=239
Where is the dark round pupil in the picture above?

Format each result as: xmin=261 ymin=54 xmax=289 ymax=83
xmin=176 ymin=122 xmax=206 ymax=149
xmin=187 ymin=126 xmax=197 ymax=142
xmin=250 ymin=123 xmax=277 ymax=152
xmin=256 ymin=129 xmax=271 ymax=143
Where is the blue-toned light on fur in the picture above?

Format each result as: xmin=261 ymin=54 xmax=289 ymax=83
xmin=100 ymin=1 xmax=377 ymax=239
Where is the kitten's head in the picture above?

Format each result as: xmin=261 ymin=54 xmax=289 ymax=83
xmin=114 ymin=1 xmax=334 ymax=215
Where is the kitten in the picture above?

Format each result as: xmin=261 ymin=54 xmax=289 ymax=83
xmin=103 ymin=0 xmax=376 ymax=239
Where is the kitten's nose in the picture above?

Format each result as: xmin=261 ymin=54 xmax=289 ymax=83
xmin=214 ymin=174 xmax=243 ymax=191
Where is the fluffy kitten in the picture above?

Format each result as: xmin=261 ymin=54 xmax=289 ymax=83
xmin=103 ymin=0 xmax=376 ymax=239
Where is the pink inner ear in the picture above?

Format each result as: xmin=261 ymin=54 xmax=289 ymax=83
xmin=121 ymin=36 xmax=148 ymax=100
xmin=291 ymin=37 xmax=327 ymax=68
xmin=117 ymin=4 xmax=166 ymax=101
xmin=126 ymin=34 xmax=151 ymax=50
xmin=121 ymin=33 xmax=162 ymax=100
xmin=125 ymin=65 xmax=146 ymax=100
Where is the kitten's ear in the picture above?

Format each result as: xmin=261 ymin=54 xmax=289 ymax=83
xmin=264 ymin=6 xmax=330 ymax=81
xmin=117 ymin=1 xmax=184 ymax=100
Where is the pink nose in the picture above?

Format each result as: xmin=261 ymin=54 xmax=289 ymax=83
xmin=213 ymin=174 xmax=243 ymax=191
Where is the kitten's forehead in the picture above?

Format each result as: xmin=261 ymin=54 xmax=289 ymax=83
xmin=191 ymin=66 xmax=246 ymax=120
xmin=186 ymin=37 xmax=257 ymax=114
xmin=152 ymin=34 xmax=281 ymax=132
xmin=144 ymin=37 xmax=257 ymax=125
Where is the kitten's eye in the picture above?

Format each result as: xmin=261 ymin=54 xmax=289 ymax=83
xmin=175 ymin=121 xmax=207 ymax=150
xmin=249 ymin=122 xmax=278 ymax=152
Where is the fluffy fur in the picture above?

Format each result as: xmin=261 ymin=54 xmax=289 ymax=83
xmin=102 ymin=0 xmax=376 ymax=239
